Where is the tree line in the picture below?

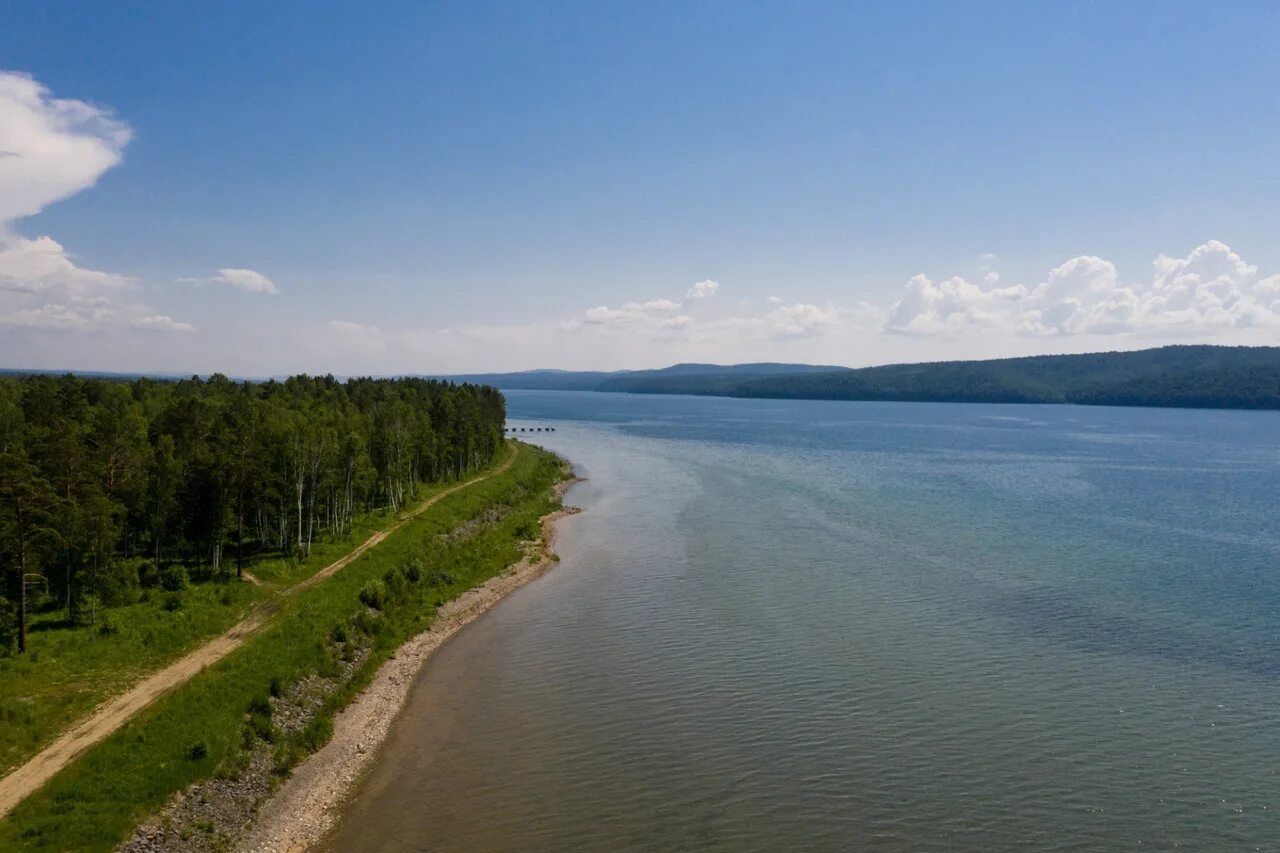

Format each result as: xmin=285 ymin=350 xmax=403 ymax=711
xmin=595 ymin=345 xmax=1280 ymax=409
xmin=0 ymin=373 xmax=505 ymax=653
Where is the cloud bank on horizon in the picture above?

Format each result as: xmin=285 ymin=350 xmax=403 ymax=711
xmin=1 ymin=70 xmax=1278 ymax=374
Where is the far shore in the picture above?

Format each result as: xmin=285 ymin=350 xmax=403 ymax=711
xmin=235 ymin=476 xmax=582 ymax=853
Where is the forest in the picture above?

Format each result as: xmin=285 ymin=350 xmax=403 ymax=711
xmin=440 ymin=345 xmax=1280 ymax=410
xmin=0 ymin=373 xmax=505 ymax=655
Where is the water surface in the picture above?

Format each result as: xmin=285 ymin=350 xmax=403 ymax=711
xmin=332 ymin=393 xmax=1280 ymax=851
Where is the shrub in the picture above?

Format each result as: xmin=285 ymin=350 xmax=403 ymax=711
xmin=358 ymin=579 xmax=387 ymax=610
xmin=298 ymin=716 xmax=333 ymax=753
xmin=269 ymin=677 xmax=284 ymax=698
xmin=426 ymin=570 xmax=456 ymax=587
xmin=248 ymin=713 xmax=276 ymax=744
xmin=159 ymin=564 xmax=189 ymax=592
xmin=97 ymin=557 xmax=146 ymax=606
xmin=246 ymin=695 xmax=272 ymax=718
xmin=352 ymin=610 xmax=378 ymax=637
xmin=162 ymin=593 xmax=183 ymax=612
xmin=317 ymin=650 xmax=343 ymax=680
xmin=403 ymin=559 xmax=423 ymax=583
xmin=187 ymin=742 xmax=207 ymax=761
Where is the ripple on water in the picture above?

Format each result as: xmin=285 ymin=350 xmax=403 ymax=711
xmin=329 ymin=396 xmax=1280 ymax=852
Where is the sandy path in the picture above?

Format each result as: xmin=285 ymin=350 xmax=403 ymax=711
xmin=237 ymin=489 xmax=578 ymax=853
xmin=0 ymin=445 xmax=519 ymax=819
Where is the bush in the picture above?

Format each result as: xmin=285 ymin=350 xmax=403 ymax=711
xmin=358 ymin=579 xmax=387 ymax=610
xmin=97 ymin=557 xmax=145 ymax=606
xmin=162 ymin=593 xmax=183 ymax=612
xmin=352 ymin=609 xmax=380 ymax=637
xmin=298 ymin=716 xmax=333 ymax=752
xmin=247 ymin=713 xmax=276 ymax=744
xmin=187 ymin=742 xmax=207 ymax=761
xmin=403 ymin=559 xmax=423 ymax=583
xmin=159 ymin=565 xmax=189 ymax=592
xmin=317 ymin=650 xmax=343 ymax=680
xmin=426 ymin=570 xmax=456 ymax=587
xmin=245 ymin=696 xmax=276 ymax=745
xmin=269 ymin=677 xmax=284 ymax=698
xmin=246 ymin=694 xmax=272 ymax=718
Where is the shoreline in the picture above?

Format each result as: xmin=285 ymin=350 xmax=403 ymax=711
xmin=235 ymin=477 xmax=581 ymax=853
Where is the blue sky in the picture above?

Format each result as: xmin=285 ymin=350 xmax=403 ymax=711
xmin=2 ymin=1 xmax=1279 ymax=373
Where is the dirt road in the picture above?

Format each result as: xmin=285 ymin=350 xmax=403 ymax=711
xmin=0 ymin=444 xmax=518 ymax=819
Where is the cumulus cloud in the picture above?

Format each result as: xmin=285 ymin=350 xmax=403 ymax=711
xmin=714 ymin=301 xmax=873 ymax=340
xmin=181 ymin=267 xmax=279 ymax=294
xmin=886 ymin=240 xmax=1280 ymax=338
xmin=572 ymin=299 xmax=693 ymax=335
xmin=0 ymin=71 xmax=195 ymax=335
xmin=561 ymin=276 xmax=882 ymax=346
xmin=0 ymin=72 xmax=132 ymax=223
xmin=686 ymin=279 xmax=719 ymax=299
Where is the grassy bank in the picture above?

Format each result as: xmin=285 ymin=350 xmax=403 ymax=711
xmin=0 ymin=441 xmax=567 ymax=852
xmin=0 ymin=451 xmax=511 ymax=775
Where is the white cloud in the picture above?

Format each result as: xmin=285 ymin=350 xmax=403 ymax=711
xmin=686 ymin=279 xmax=719 ymax=299
xmin=0 ymin=72 xmax=131 ymax=223
xmin=979 ymin=252 xmax=1000 ymax=286
xmin=0 ymin=233 xmax=133 ymax=295
xmin=885 ymin=240 xmax=1280 ymax=338
xmin=181 ymin=267 xmax=279 ymax=294
xmin=0 ymin=71 xmax=195 ymax=337
xmin=571 ymin=297 xmax=692 ymax=335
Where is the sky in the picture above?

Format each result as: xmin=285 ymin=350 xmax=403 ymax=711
xmin=2 ymin=0 xmax=1279 ymax=375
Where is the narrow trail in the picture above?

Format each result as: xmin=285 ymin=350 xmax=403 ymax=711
xmin=0 ymin=444 xmax=519 ymax=819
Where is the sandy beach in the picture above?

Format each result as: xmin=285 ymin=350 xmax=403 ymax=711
xmin=236 ymin=483 xmax=580 ymax=853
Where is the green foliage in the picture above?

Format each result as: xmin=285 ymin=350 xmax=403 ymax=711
xmin=0 ymin=578 xmax=265 ymax=772
xmin=158 ymin=565 xmax=188 ymax=592
xmin=96 ymin=558 xmax=146 ymax=607
xmin=358 ymin=579 xmax=388 ymax=610
xmin=591 ymin=345 xmax=1280 ymax=409
xmin=0 ymin=370 xmax=509 ymax=780
xmin=425 ymin=569 xmax=456 ymax=587
xmin=0 ymin=371 xmax=507 ymax=662
xmin=246 ymin=695 xmax=272 ymax=718
xmin=0 ymin=443 xmax=563 ymax=852
xmin=297 ymin=715 xmax=332 ymax=753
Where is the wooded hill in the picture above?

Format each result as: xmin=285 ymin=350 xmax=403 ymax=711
xmin=443 ymin=345 xmax=1280 ymax=410
xmin=0 ymin=374 xmax=505 ymax=654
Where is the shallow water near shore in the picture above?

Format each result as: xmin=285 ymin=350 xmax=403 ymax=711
xmin=330 ymin=392 xmax=1280 ymax=851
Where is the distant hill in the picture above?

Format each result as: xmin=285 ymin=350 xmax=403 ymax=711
xmin=437 ymin=346 xmax=1280 ymax=410
xmin=439 ymin=362 xmax=846 ymax=393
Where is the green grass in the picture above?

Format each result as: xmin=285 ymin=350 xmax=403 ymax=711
xmin=0 ymin=449 xmax=514 ymax=775
xmin=0 ymin=441 xmax=567 ymax=852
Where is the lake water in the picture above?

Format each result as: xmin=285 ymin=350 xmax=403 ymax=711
xmin=330 ymin=392 xmax=1280 ymax=851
